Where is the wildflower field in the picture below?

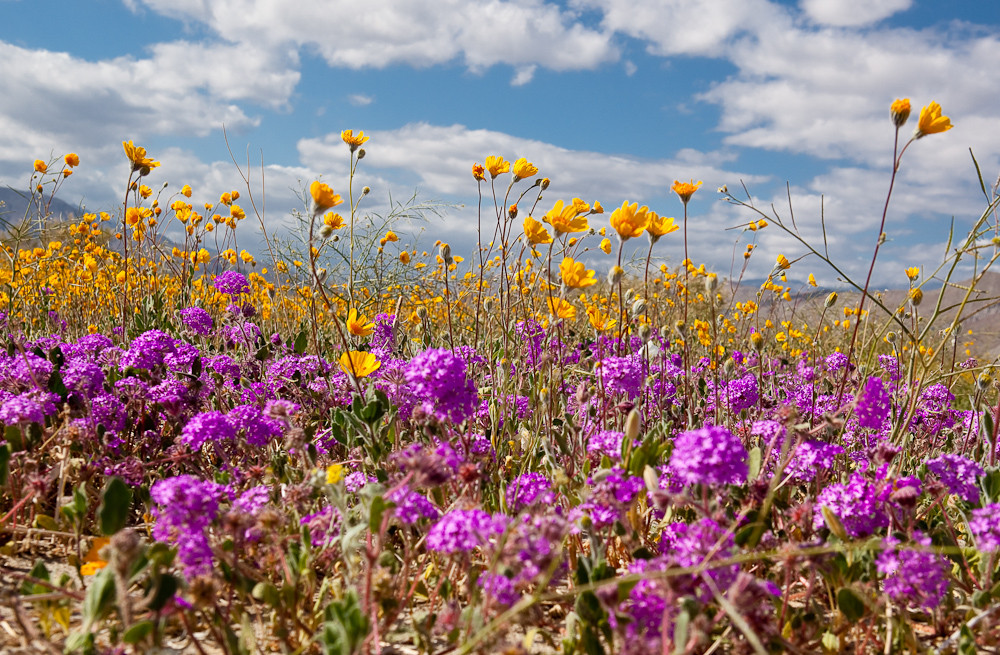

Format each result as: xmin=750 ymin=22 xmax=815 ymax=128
xmin=2 ymin=100 xmax=1000 ymax=654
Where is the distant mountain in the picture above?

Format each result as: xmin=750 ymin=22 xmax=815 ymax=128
xmin=0 ymin=186 xmax=86 ymax=234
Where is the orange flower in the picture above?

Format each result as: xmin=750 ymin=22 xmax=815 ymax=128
xmin=399 ymin=251 xmax=411 ymax=264
xmin=33 ymin=160 xmax=47 ymax=174
xmin=890 ymin=98 xmax=910 ymax=128
xmin=914 ymin=101 xmax=953 ymax=138
xmin=64 ymin=153 xmax=80 ymax=167
xmin=560 ymin=257 xmax=597 ymax=289
xmin=338 ymin=350 xmax=380 ymax=377
xmin=512 ymin=157 xmax=538 ymax=181
xmin=609 ymin=201 xmax=651 ymax=241
xmin=472 ymin=163 xmax=485 ymax=181
xmin=484 ymin=155 xmax=509 ymax=178
xmin=543 ymin=199 xmax=589 ymax=235
xmin=122 ymin=140 xmax=160 ymax=175
xmin=522 ymin=215 xmax=552 ymax=245
xmin=310 ymin=181 xmax=343 ymax=213
xmin=341 ymin=129 xmax=370 ymax=151
xmin=180 ymin=184 xmax=192 ymax=197
xmin=547 ymin=296 xmax=577 ymax=320
xmin=324 ymin=212 xmax=345 ymax=229
xmin=672 ymin=179 xmax=702 ymax=203
xmin=346 ymin=308 xmax=374 ymax=337
xmin=647 ymin=213 xmax=679 ymax=243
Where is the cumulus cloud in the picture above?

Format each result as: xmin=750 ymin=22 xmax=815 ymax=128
xmin=799 ymin=0 xmax=912 ymax=27
xmin=347 ymin=94 xmax=374 ymax=106
xmin=132 ymin=0 xmax=619 ymax=73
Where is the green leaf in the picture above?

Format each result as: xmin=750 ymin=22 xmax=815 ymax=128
xmin=4 ymin=424 xmax=24 ymax=452
xmin=836 ymin=587 xmax=866 ymax=623
xmin=82 ymin=565 xmax=116 ymax=628
xmin=369 ymin=495 xmax=387 ymax=533
xmin=821 ymin=506 xmax=849 ymax=542
xmin=0 ymin=442 xmax=8 ymax=486
xmin=146 ymin=573 xmax=179 ymax=612
xmin=293 ymin=329 xmax=308 ymax=355
xmin=98 ymin=477 xmax=133 ymax=535
xmin=747 ymin=446 xmax=762 ymax=481
xmin=122 ymin=620 xmax=154 ymax=644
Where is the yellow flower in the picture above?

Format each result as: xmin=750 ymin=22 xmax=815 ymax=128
xmin=592 ymin=200 xmax=604 ymax=214
xmin=122 ymin=140 xmax=160 ymax=174
xmin=522 ymin=215 xmax=553 ymax=245
xmin=586 ymin=305 xmax=616 ymax=332
xmin=346 ymin=308 xmax=375 ymax=337
xmin=560 ymin=257 xmax=597 ymax=289
xmin=240 ymin=249 xmax=254 ymax=264
xmin=890 ymin=98 xmax=911 ymax=127
xmin=327 ymin=464 xmax=345 ymax=485
xmin=341 ymin=129 xmax=370 ymax=151
xmin=599 ymin=238 xmax=612 ymax=254
xmin=338 ymin=350 xmax=381 ymax=377
xmin=808 ymin=273 xmax=817 ymax=287
xmin=484 ymin=155 xmax=509 ymax=178
xmin=671 ymin=179 xmax=703 ymax=203
xmin=609 ymin=201 xmax=651 ymax=241
xmin=905 ymin=266 xmax=919 ymax=281
xmin=544 ymin=199 xmax=589 ymax=235
xmin=383 ymin=230 xmax=398 ymax=243
xmin=181 ymin=184 xmax=192 ymax=197
xmin=310 ymin=181 xmax=343 ymax=213
xmin=64 ymin=153 xmax=80 ymax=167
xmin=647 ymin=213 xmax=679 ymax=242
xmin=547 ymin=296 xmax=577 ymax=320
xmin=472 ymin=163 xmax=485 ymax=181
xmin=399 ymin=251 xmax=411 ymax=264
xmin=34 ymin=160 xmax=47 ymax=174
xmin=324 ymin=212 xmax=345 ymax=229
xmin=776 ymin=254 xmax=790 ymax=270
xmin=914 ymin=101 xmax=953 ymax=138
xmin=511 ymin=157 xmax=538 ymax=181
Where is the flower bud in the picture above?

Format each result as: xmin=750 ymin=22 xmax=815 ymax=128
xmin=315 ymin=267 xmax=327 ymax=284
xmin=362 ymin=186 xmax=370 ymax=195
xmin=674 ymin=319 xmax=686 ymax=335
xmin=624 ymin=408 xmax=641 ymax=442
xmin=750 ymin=331 xmax=765 ymax=351
xmin=705 ymin=273 xmax=718 ymax=294
xmin=978 ymin=373 xmax=992 ymax=391
xmin=637 ymin=324 xmax=652 ymax=341
xmin=909 ymin=287 xmax=923 ymax=307
xmin=357 ymin=148 xmax=366 ymax=159
xmin=319 ymin=225 xmax=334 ymax=239
xmin=540 ymin=177 xmax=550 ymax=190
xmin=608 ymin=266 xmax=624 ymax=286
xmin=825 ymin=291 xmax=838 ymax=308
xmin=631 ymin=299 xmax=646 ymax=316
xmin=417 ymin=306 xmax=428 ymax=319
xmin=439 ymin=243 xmax=453 ymax=265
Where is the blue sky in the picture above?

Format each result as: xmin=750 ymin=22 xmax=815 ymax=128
xmin=2 ymin=0 xmax=999 ymax=287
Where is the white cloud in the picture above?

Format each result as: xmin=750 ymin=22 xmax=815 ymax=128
xmin=799 ymin=0 xmax=912 ymax=27
xmin=133 ymin=0 xmax=619 ymax=73
xmin=347 ymin=94 xmax=374 ymax=106
xmin=511 ymin=65 xmax=537 ymax=86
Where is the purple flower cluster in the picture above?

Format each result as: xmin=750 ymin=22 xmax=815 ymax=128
xmin=855 ymin=377 xmax=890 ymax=430
xmin=179 ymin=306 xmax=214 ymax=336
xmin=370 ymin=313 xmax=396 ymax=355
xmin=668 ymin=425 xmax=748 ymax=487
xmin=587 ymin=430 xmax=624 ymax=461
xmin=926 ymin=453 xmax=983 ymax=503
xmin=969 ymin=503 xmax=1000 ymax=552
xmin=387 ymin=486 xmax=440 ymax=524
xmin=877 ymin=532 xmax=949 ymax=610
xmin=426 ymin=509 xmax=507 ymax=554
xmin=506 ymin=472 xmax=554 ymax=511
xmin=582 ymin=467 xmax=644 ymax=529
xmin=814 ymin=472 xmax=889 ymax=537
xmin=213 ymin=270 xmax=250 ymax=296
xmin=180 ymin=410 xmax=236 ymax=450
xmin=782 ymin=440 xmax=844 ymax=483
xmin=597 ymin=354 xmax=644 ymax=398
xmin=725 ymin=373 xmax=759 ymax=413
xmin=151 ymin=475 xmax=227 ymax=577
xmin=405 ymin=348 xmax=478 ymax=423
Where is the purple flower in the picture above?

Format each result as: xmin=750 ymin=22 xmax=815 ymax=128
xmin=234 ymin=485 xmax=271 ymax=514
xmin=213 ymin=270 xmax=250 ymax=296
xmin=301 ymin=505 xmax=341 ymax=548
xmin=825 ymin=351 xmax=848 ymax=372
xmin=668 ymin=425 xmax=748 ymax=487
xmin=180 ymin=411 xmax=236 ymax=450
xmin=405 ymin=348 xmax=478 ymax=424
xmin=926 ymin=453 xmax=983 ymax=503
xmin=120 ymin=330 xmax=178 ymax=371
xmin=344 ymin=471 xmax=378 ymax=493
xmin=814 ymin=472 xmax=889 ymax=537
xmin=877 ymin=532 xmax=949 ymax=610
xmin=481 ymin=573 xmax=519 ymax=607
xmin=782 ymin=440 xmax=844 ymax=483
xmin=582 ymin=468 xmax=644 ymax=529
xmin=969 ymin=503 xmax=1000 ymax=552
xmin=661 ymin=517 xmax=739 ymax=599
xmin=61 ymin=359 xmax=105 ymax=399
xmin=726 ymin=373 xmax=759 ymax=413
xmin=587 ymin=430 xmax=624 ymax=461
xmin=426 ymin=509 xmax=507 ymax=554
xmin=179 ymin=306 xmax=214 ymax=336
xmin=0 ymin=391 xmax=56 ymax=424
xmin=506 ymin=472 xmax=554 ymax=511
xmin=855 ymin=377 xmax=890 ymax=430
xmin=387 ymin=486 xmax=440 ymax=524
xmin=228 ymin=404 xmax=283 ymax=447
xmin=151 ymin=475 xmax=227 ymax=577
xmin=597 ymin=354 xmax=644 ymax=398
xmin=371 ymin=313 xmax=396 ymax=355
